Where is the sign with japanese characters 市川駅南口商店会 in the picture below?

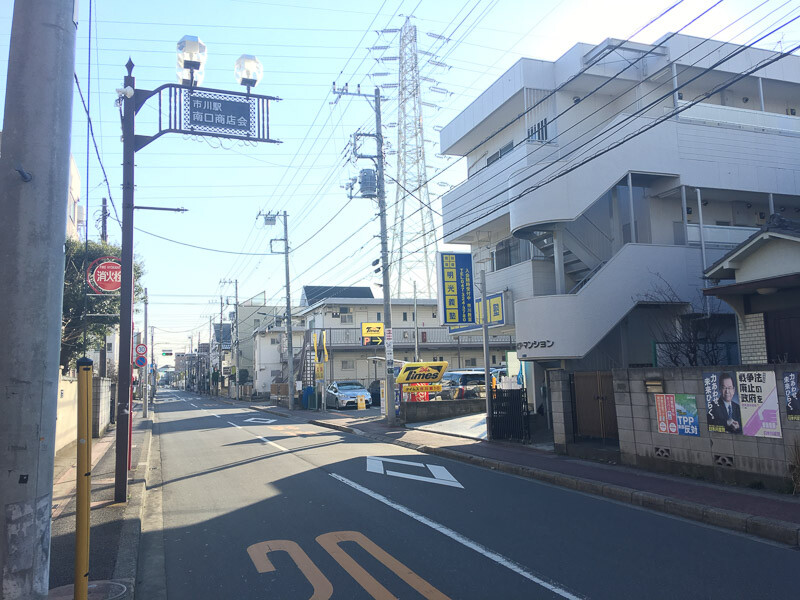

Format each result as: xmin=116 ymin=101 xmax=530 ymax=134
xmin=184 ymin=90 xmax=255 ymax=137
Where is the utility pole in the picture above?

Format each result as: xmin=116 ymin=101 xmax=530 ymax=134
xmin=209 ymin=317 xmax=213 ymax=395
xmin=219 ymin=296 xmax=224 ymax=395
xmin=260 ymin=212 xmax=295 ymax=409
xmin=101 ymin=196 xmax=108 ymax=243
xmin=334 ymin=84 xmax=395 ymax=425
xmin=282 ymin=213 xmax=295 ymax=409
xmin=150 ymin=326 xmax=155 ymax=402
xmin=0 ymin=2 xmax=78 ymax=596
xmin=413 ymin=281 xmax=420 ymax=362
xmin=143 ymin=288 xmax=149 ymax=418
xmin=221 ymin=279 xmax=241 ymax=400
xmin=480 ymin=269 xmax=493 ymax=441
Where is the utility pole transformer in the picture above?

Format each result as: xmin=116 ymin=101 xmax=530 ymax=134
xmin=0 ymin=2 xmax=78 ymax=597
xmin=334 ymin=83 xmax=396 ymax=426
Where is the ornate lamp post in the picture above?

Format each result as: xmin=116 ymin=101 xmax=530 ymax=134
xmin=114 ymin=38 xmax=281 ymax=502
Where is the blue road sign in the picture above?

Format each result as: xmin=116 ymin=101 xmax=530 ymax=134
xmin=134 ymin=355 xmax=148 ymax=368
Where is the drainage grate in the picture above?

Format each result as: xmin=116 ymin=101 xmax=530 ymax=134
xmin=714 ymin=454 xmax=734 ymax=467
xmin=654 ymin=447 xmax=671 ymax=459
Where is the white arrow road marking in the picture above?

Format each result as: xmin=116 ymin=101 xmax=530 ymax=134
xmin=366 ymin=456 xmax=463 ymax=488
xmin=243 ymin=417 xmax=277 ymax=424
xmin=331 ymin=474 xmax=582 ymax=600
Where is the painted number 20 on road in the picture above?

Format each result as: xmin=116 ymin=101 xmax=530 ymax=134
xmin=248 ymin=530 xmax=449 ymax=599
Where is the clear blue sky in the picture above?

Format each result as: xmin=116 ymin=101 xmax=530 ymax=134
xmin=1 ymin=0 xmax=797 ymax=361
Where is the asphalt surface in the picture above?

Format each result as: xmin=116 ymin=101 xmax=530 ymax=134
xmin=146 ymin=390 xmax=800 ymax=599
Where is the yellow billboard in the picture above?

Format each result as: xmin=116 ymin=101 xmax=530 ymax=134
xmin=395 ymin=361 xmax=448 ymax=384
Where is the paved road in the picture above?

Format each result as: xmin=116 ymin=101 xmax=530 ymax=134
xmin=145 ymin=390 xmax=799 ymax=599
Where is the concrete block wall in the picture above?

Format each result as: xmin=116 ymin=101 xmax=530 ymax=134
xmin=549 ymin=370 xmax=574 ymax=454
xmin=738 ymin=313 xmax=768 ymax=364
xmin=55 ymin=376 xmax=78 ymax=453
xmin=612 ymin=364 xmax=800 ymax=489
xmin=92 ymin=377 xmax=112 ymax=438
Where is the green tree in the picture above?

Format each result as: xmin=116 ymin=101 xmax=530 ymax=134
xmin=61 ymin=238 xmax=145 ymax=373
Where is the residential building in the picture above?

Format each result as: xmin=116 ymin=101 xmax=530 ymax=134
xmin=439 ymin=34 xmax=800 ymax=417
xmin=252 ymin=286 xmax=515 ymax=395
xmin=232 ymin=301 xmax=283 ymax=384
xmin=705 ymin=215 xmax=800 ymax=364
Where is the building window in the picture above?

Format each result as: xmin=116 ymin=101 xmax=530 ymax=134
xmin=491 ymin=354 xmax=497 ymax=365
xmin=494 ymin=237 xmax=532 ymax=270
xmin=402 ymin=312 xmax=408 ymax=321
xmin=341 ymin=314 xmax=353 ymax=324
xmin=432 ymin=310 xmax=436 ymax=319
xmin=340 ymin=306 xmax=350 ymax=314
xmin=487 ymin=141 xmax=513 ymax=166
xmin=342 ymin=360 xmax=355 ymax=370
xmin=528 ymin=117 xmax=548 ymax=142
xmin=253 ymin=319 xmax=260 ymax=329
xmin=270 ymin=338 xmax=279 ymax=345
xmin=465 ymin=358 xmax=477 ymax=367
xmin=270 ymin=369 xmax=281 ymax=377
xmin=377 ymin=312 xmax=381 ymax=321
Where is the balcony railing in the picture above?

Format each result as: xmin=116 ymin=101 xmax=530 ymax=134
xmin=686 ymin=224 xmax=758 ymax=248
xmin=324 ymin=327 xmax=514 ymax=347
xmin=673 ymin=100 xmax=800 ymax=134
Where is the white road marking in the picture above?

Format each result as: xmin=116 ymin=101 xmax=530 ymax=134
xmin=331 ymin=474 xmax=582 ymax=600
xmin=243 ymin=417 xmax=277 ymax=424
xmin=365 ymin=456 xmax=463 ymax=488
xmin=211 ymin=414 xmax=221 ymax=418
xmin=227 ymin=421 xmax=288 ymax=452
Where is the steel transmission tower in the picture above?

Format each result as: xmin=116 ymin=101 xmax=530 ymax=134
xmin=391 ymin=18 xmax=437 ymax=298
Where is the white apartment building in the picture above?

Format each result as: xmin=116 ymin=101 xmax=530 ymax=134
xmin=439 ymin=34 xmax=800 ymax=409
xmin=252 ymin=287 xmax=515 ymax=395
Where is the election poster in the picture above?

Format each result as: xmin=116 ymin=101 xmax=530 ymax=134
xmin=704 ymin=371 xmax=742 ymax=434
xmin=737 ymin=370 xmax=782 ymax=439
xmin=783 ymin=371 xmax=800 ymax=421
xmin=674 ymin=394 xmax=700 ymax=436
xmin=654 ymin=393 xmax=699 ymax=437
xmin=654 ymin=394 xmax=678 ymax=435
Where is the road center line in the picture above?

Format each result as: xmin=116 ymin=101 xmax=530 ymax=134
xmin=330 ymin=474 xmax=583 ymax=600
xmin=226 ymin=421 xmax=288 ymax=452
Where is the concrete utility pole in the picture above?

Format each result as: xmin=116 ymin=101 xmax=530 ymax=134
xmin=209 ymin=317 xmax=213 ymax=394
xmin=333 ymin=84 xmax=395 ymax=425
xmin=234 ymin=280 xmax=240 ymax=400
xmin=150 ymin=326 xmax=155 ymax=402
xmin=413 ymin=280 xmax=420 ymax=362
xmin=481 ymin=269 xmax=493 ymax=441
xmin=282 ymin=213 xmax=295 ymax=409
xmin=219 ymin=296 xmax=224 ymax=395
xmin=143 ymin=288 xmax=149 ymax=418
xmin=0 ymin=2 xmax=78 ymax=597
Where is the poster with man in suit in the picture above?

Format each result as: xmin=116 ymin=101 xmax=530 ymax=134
xmin=704 ymin=371 xmax=741 ymax=434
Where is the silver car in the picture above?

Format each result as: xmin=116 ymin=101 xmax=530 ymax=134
xmin=325 ymin=381 xmax=372 ymax=409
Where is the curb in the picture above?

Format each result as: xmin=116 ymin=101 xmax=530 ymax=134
xmin=235 ymin=401 xmax=800 ymax=547
xmin=112 ymin=415 xmax=154 ymax=599
xmin=416 ymin=434 xmax=799 ymax=547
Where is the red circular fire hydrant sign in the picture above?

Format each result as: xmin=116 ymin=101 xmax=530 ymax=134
xmin=87 ymin=256 xmax=122 ymax=294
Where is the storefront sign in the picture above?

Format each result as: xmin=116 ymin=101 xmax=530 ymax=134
xmin=449 ymin=291 xmax=505 ymax=334
xmin=395 ymin=362 xmax=448 ymax=384
xmin=185 ymin=92 xmax=253 ymax=136
xmin=361 ymin=322 xmax=385 ymax=346
xmin=436 ymin=252 xmax=474 ymax=325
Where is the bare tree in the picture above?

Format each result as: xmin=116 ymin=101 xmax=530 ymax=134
xmin=639 ymin=274 xmax=731 ymax=367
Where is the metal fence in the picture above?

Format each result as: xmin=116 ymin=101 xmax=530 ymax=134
xmin=490 ymin=388 xmax=530 ymax=443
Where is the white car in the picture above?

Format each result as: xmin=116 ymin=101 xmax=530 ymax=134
xmin=325 ymin=381 xmax=372 ymax=409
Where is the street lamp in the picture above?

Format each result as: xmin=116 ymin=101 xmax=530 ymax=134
xmin=177 ymin=35 xmax=207 ymax=87
xmin=235 ymin=54 xmax=263 ymax=93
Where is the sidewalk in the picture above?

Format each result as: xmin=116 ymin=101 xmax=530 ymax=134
xmin=231 ymin=399 xmax=800 ymax=547
xmin=49 ymin=401 xmax=153 ymax=599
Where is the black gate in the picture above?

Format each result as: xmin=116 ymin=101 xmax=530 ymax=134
xmin=490 ymin=388 xmax=530 ymax=443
